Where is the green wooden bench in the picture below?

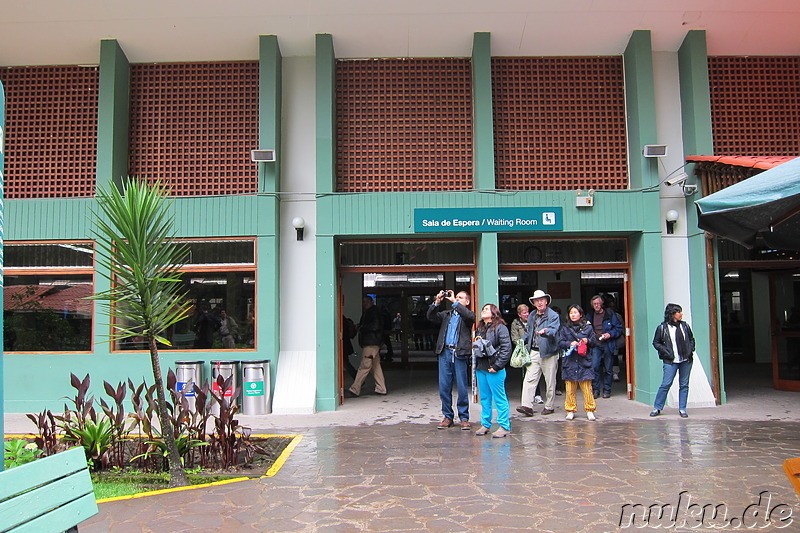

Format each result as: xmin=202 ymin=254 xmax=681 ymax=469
xmin=0 ymin=446 xmax=98 ymax=533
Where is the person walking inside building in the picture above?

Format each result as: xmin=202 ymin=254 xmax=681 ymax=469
xmin=558 ymin=304 xmax=597 ymax=420
xmin=650 ymin=303 xmax=695 ymax=418
xmin=516 ymin=289 xmax=561 ymax=416
xmin=347 ymin=296 xmax=388 ymax=397
xmin=473 ymin=303 xmax=513 ymax=438
xmin=427 ymin=289 xmax=475 ymax=430
xmin=589 ymin=295 xmax=623 ymax=399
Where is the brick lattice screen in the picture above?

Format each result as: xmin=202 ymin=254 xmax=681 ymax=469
xmin=129 ymin=62 xmax=259 ymax=196
xmin=336 ymin=58 xmax=473 ymax=192
xmin=492 ymin=57 xmax=628 ymax=190
xmin=708 ymin=56 xmax=800 ymax=156
xmin=0 ymin=66 xmax=98 ymax=199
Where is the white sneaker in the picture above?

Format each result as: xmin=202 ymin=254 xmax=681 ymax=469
xmin=565 ymin=412 xmax=575 ymax=420
xmin=534 ymin=395 xmax=544 ymax=404
xmin=587 ymin=412 xmax=596 ymax=421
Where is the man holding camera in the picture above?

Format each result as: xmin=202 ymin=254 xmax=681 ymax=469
xmin=427 ymin=289 xmax=475 ymax=430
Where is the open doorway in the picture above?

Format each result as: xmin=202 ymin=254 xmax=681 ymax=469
xmin=337 ymin=239 xmax=477 ymax=403
xmin=499 ymin=268 xmax=631 ymax=398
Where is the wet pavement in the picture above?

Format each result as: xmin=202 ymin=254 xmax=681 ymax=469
xmin=5 ymin=363 xmax=800 ymax=531
xmin=76 ymin=417 xmax=800 ymax=532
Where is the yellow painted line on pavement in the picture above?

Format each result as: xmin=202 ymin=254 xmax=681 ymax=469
xmin=262 ymin=434 xmax=303 ymax=478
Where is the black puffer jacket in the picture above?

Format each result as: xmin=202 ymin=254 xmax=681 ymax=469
xmin=474 ymin=323 xmax=512 ymax=372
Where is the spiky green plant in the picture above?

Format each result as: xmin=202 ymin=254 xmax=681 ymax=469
xmin=91 ymin=178 xmax=191 ymax=487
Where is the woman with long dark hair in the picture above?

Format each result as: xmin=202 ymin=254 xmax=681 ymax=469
xmin=558 ymin=304 xmax=597 ymax=420
xmin=650 ymin=303 xmax=695 ymax=418
xmin=473 ymin=303 xmax=513 ymax=438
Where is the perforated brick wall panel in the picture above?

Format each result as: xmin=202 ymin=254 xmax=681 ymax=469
xmin=709 ymin=56 xmax=800 ymax=156
xmin=0 ymin=66 xmax=99 ymax=199
xmin=492 ymin=57 xmax=628 ymax=190
xmin=336 ymin=58 xmax=473 ymax=192
xmin=128 ymin=62 xmax=259 ymax=196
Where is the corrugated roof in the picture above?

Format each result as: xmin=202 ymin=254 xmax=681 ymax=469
xmin=686 ymin=155 xmax=797 ymax=170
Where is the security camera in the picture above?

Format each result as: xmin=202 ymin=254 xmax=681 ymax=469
xmin=665 ymin=172 xmax=689 ymax=187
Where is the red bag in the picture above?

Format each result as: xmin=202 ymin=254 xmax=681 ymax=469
xmin=577 ymin=340 xmax=588 ymax=356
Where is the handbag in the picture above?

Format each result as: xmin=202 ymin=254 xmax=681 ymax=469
xmin=509 ymin=339 xmax=531 ymax=368
xmin=577 ymin=340 xmax=588 ymax=356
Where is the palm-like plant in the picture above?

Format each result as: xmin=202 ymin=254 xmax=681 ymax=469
xmin=92 ymin=178 xmax=191 ymax=487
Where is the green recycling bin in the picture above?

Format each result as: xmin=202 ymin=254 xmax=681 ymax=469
xmin=241 ymin=360 xmax=271 ymax=415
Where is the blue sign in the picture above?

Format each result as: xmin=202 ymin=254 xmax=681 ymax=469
xmin=414 ymin=207 xmax=563 ymax=233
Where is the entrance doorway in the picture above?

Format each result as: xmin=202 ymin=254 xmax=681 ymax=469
xmin=717 ymin=239 xmax=800 ymax=392
xmin=498 ymin=237 xmax=632 ymax=398
xmin=338 ymin=239 xmax=477 ymax=402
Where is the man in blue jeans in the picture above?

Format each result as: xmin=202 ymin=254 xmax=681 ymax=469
xmin=589 ymin=295 xmax=623 ymax=399
xmin=427 ymin=289 xmax=475 ymax=430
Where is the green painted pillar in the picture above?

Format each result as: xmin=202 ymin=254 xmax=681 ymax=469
xmin=624 ymin=31 xmax=666 ymax=404
xmin=315 ymin=34 xmax=338 ymax=411
xmin=316 ymin=34 xmax=336 ymax=195
xmin=477 ymin=233 xmax=499 ymax=309
xmin=94 ymin=40 xmax=131 ymax=358
xmin=97 ymin=39 xmax=130 ymax=190
xmin=258 ymin=36 xmax=283 ymax=392
xmin=259 ymin=35 xmax=282 ymax=193
xmin=1 ymin=79 xmax=5 ymax=453
xmin=472 ymin=32 xmax=495 ymax=191
xmin=679 ymin=30 xmax=722 ymax=402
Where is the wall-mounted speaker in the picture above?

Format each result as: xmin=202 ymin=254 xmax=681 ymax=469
xmin=251 ymin=149 xmax=276 ymax=162
xmin=642 ymin=145 xmax=668 ymax=158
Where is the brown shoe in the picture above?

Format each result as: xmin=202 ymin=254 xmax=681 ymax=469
xmin=516 ymin=405 xmax=535 ymax=417
xmin=460 ymin=420 xmax=471 ymax=430
xmin=475 ymin=426 xmax=490 ymax=436
xmin=541 ymin=408 xmax=555 ymax=415
xmin=492 ymin=428 xmax=510 ymax=438
xmin=437 ymin=417 xmax=453 ymax=429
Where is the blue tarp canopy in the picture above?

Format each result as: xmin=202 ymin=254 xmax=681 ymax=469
xmin=695 ymin=157 xmax=800 ymax=250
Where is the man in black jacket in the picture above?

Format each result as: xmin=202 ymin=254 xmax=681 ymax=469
xmin=427 ymin=290 xmax=475 ymax=430
xmin=348 ymin=296 xmax=388 ymax=397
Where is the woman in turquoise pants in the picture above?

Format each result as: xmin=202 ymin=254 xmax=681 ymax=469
xmin=473 ymin=303 xmax=513 ymax=438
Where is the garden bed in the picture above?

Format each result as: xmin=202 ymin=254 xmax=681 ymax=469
xmin=91 ymin=435 xmax=294 ymax=500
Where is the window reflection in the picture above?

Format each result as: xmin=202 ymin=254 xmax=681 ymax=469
xmin=4 ymin=274 xmax=93 ymax=351
xmin=115 ymin=270 xmax=255 ymax=351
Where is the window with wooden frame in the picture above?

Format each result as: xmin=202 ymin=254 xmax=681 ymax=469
xmin=4 ymin=241 xmax=94 ymax=352
xmin=113 ymin=238 xmax=256 ymax=351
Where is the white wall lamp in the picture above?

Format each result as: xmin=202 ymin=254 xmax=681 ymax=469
xmin=292 ymin=217 xmax=306 ymax=241
xmin=665 ymin=209 xmax=679 ymax=235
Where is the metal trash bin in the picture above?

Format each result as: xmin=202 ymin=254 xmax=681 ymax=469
xmin=210 ymin=360 xmax=239 ymax=416
xmin=174 ymin=360 xmax=204 ymax=412
xmin=241 ymin=360 xmax=271 ymax=415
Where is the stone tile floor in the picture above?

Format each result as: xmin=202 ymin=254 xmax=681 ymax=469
xmin=80 ymin=419 xmax=800 ymax=532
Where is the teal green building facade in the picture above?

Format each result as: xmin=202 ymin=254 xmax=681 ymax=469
xmin=2 ymin=29 xmax=721 ymax=414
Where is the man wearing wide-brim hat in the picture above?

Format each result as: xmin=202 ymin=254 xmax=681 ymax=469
xmin=516 ymin=289 xmax=562 ymax=416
